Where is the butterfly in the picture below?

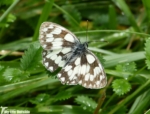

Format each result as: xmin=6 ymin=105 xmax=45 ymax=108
xmin=39 ymin=22 xmax=107 ymax=89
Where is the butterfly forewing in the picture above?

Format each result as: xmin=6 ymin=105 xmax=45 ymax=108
xmin=79 ymin=52 xmax=107 ymax=88
xmin=42 ymin=50 xmax=64 ymax=72
xmin=39 ymin=22 xmax=107 ymax=89
xmin=39 ymin=22 xmax=79 ymax=72
xmin=42 ymin=47 xmax=73 ymax=72
xmin=39 ymin=22 xmax=79 ymax=50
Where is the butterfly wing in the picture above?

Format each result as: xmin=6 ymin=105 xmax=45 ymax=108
xmin=57 ymin=51 xmax=107 ymax=89
xmin=39 ymin=22 xmax=80 ymax=50
xmin=79 ymin=51 xmax=107 ymax=89
xmin=39 ymin=22 xmax=80 ymax=72
xmin=40 ymin=22 xmax=107 ymax=89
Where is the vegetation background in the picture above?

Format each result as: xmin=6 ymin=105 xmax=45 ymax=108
xmin=1 ymin=0 xmax=150 ymax=114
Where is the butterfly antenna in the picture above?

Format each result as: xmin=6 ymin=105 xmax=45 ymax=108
xmin=86 ymin=20 xmax=89 ymax=43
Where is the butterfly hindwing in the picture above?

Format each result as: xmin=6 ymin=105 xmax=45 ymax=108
xmin=42 ymin=47 xmax=72 ymax=72
xmin=57 ymin=51 xmax=107 ymax=89
xmin=57 ymin=60 xmax=79 ymax=85
xmin=79 ymin=52 xmax=107 ymax=89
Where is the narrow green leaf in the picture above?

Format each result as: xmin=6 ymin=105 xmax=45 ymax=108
xmin=0 ymin=0 xmax=14 ymax=6
xmin=109 ymin=5 xmax=117 ymax=29
xmin=0 ymin=38 xmax=32 ymax=50
xmin=142 ymin=0 xmax=150 ymax=22
xmin=145 ymin=108 xmax=150 ymax=114
xmin=0 ymin=65 xmax=7 ymax=85
xmin=0 ymin=0 xmax=19 ymax=22
xmin=102 ymin=105 xmax=127 ymax=114
xmin=112 ymin=0 xmax=142 ymax=32
xmin=62 ymin=4 xmax=81 ymax=28
xmin=0 ymin=77 xmax=58 ymax=103
xmin=0 ymin=65 xmax=5 ymax=74
xmin=104 ymin=51 xmax=145 ymax=68
xmin=145 ymin=38 xmax=150 ymax=69
xmin=53 ymin=3 xmax=79 ymax=28
xmin=32 ymin=0 xmax=54 ymax=41
xmin=0 ymin=74 xmax=47 ymax=93
xmin=37 ymin=105 xmax=91 ymax=114
xmin=129 ymin=89 xmax=150 ymax=114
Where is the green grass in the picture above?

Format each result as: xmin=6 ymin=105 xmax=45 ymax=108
xmin=0 ymin=0 xmax=150 ymax=114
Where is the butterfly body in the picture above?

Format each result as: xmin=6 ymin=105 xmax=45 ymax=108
xmin=64 ymin=42 xmax=88 ymax=66
xmin=39 ymin=22 xmax=107 ymax=89
xmin=74 ymin=42 xmax=88 ymax=55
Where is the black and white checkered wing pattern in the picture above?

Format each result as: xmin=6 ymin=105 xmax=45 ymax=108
xmin=39 ymin=22 xmax=79 ymax=72
xmin=39 ymin=22 xmax=79 ymax=50
xmin=57 ymin=51 xmax=107 ymax=89
xmin=39 ymin=22 xmax=107 ymax=89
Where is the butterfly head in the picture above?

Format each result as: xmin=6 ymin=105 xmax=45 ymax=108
xmin=73 ymin=42 xmax=88 ymax=56
xmin=78 ymin=42 xmax=88 ymax=50
xmin=83 ymin=42 xmax=88 ymax=48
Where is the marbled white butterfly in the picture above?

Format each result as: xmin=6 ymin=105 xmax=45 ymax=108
xmin=39 ymin=22 xmax=107 ymax=89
